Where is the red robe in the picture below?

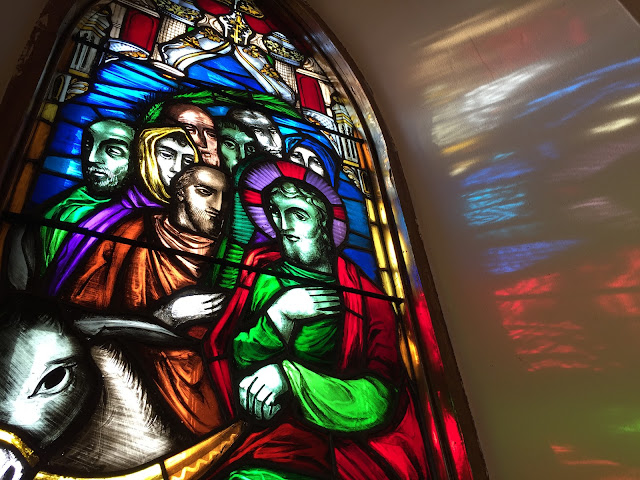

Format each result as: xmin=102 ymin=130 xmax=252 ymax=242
xmin=205 ymin=246 xmax=429 ymax=479
xmin=65 ymin=214 xmax=223 ymax=435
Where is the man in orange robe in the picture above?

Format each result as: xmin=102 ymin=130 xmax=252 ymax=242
xmin=65 ymin=165 xmax=230 ymax=436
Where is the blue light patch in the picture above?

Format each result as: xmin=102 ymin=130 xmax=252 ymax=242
xmin=486 ymin=240 xmax=579 ymax=274
xmin=463 ymin=185 xmax=527 ymax=226
xmin=462 ymin=161 xmax=534 ymax=188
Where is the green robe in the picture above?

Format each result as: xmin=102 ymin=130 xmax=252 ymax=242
xmin=40 ymin=187 xmax=111 ymax=273
xmin=233 ymin=261 xmax=392 ymax=433
xmin=234 ymin=261 xmax=339 ymax=369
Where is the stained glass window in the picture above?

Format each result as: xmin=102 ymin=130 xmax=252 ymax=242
xmin=0 ymin=1 xmax=474 ymax=479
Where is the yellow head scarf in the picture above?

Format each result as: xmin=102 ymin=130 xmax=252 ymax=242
xmin=137 ymin=127 xmax=200 ymax=204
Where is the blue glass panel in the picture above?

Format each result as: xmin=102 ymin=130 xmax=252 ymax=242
xmin=59 ymin=104 xmax=99 ymax=125
xmin=30 ymin=174 xmax=78 ymax=204
xmin=272 ymin=116 xmax=328 ymax=144
xmin=217 ymin=71 xmax=265 ymax=91
xmin=342 ymin=248 xmax=377 ymax=281
xmin=278 ymin=126 xmax=298 ymax=136
xmin=43 ymin=156 xmax=82 ymax=178
xmin=343 ymin=198 xmax=370 ymax=237
xmin=49 ymin=122 xmax=83 ymax=156
xmin=96 ymin=108 xmax=136 ymax=121
xmin=338 ymin=176 xmax=364 ymax=201
xmin=187 ymin=65 xmax=247 ymax=89
xmin=201 ymin=55 xmax=252 ymax=76
xmin=94 ymin=83 xmax=154 ymax=104
xmin=206 ymin=106 xmax=230 ymax=117
xmin=347 ymin=233 xmax=373 ymax=250
xmin=97 ymin=63 xmax=177 ymax=92
xmin=121 ymin=60 xmax=179 ymax=87
xmin=79 ymin=93 xmax=136 ymax=110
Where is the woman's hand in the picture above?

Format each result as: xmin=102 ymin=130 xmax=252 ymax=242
xmin=267 ymin=287 xmax=340 ymax=341
xmin=238 ymin=363 xmax=289 ymax=420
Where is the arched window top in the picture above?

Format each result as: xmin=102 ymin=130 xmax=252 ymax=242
xmin=0 ymin=1 xmax=479 ymax=478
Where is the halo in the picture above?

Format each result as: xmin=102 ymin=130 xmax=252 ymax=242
xmin=240 ymin=160 xmax=348 ymax=247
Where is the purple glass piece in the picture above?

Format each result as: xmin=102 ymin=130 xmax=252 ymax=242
xmin=253 ymin=230 xmax=270 ymax=244
xmin=333 ymin=219 xmax=347 ymax=246
xmin=245 ymin=162 xmax=282 ymax=191
xmin=247 ymin=205 xmax=275 ymax=238
xmin=305 ymin=170 xmax=341 ymax=205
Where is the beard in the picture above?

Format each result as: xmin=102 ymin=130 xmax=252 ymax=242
xmin=187 ymin=205 xmax=224 ymax=239
xmin=84 ymin=167 xmax=128 ymax=196
xmin=281 ymin=231 xmax=332 ymax=271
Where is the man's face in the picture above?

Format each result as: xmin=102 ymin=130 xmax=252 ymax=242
xmin=179 ymin=168 xmax=228 ymax=238
xmin=234 ymin=111 xmax=282 ymax=157
xmin=218 ymin=125 xmax=256 ymax=171
xmin=82 ymin=120 xmax=134 ymax=195
xmin=155 ymin=135 xmax=196 ymax=188
xmin=164 ymin=104 xmax=219 ymax=166
xmin=0 ymin=325 xmax=94 ymax=448
xmin=290 ymin=146 xmax=325 ymax=177
xmin=269 ymin=192 xmax=327 ymax=268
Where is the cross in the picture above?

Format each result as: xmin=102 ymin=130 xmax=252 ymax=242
xmin=230 ymin=14 xmax=244 ymax=44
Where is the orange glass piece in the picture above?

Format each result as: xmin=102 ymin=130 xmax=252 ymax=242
xmin=26 ymin=122 xmax=52 ymax=160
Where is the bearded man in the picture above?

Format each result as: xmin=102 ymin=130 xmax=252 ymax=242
xmin=206 ymin=161 xmax=428 ymax=479
xmin=64 ymin=165 xmax=230 ymax=436
xmin=6 ymin=120 xmax=136 ymax=292
xmin=39 ymin=119 xmax=135 ymax=273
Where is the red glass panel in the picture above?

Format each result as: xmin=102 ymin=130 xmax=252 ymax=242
xmin=296 ymin=74 xmax=325 ymax=112
xmin=121 ymin=10 xmax=159 ymax=52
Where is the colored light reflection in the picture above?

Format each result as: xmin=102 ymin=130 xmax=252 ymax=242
xmin=596 ymin=248 xmax=640 ymax=316
xmin=496 ymin=274 xmax=607 ymax=371
xmin=463 ymin=185 xmax=527 ymax=227
xmin=462 ymin=159 xmax=533 ymax=188
xmin=551 ymin=444 xmax=621 ymax=467
xmin=591 ymin=117 xmax=638 ymax=134
xmin=487 ymin=240 xmax=579 ymax=274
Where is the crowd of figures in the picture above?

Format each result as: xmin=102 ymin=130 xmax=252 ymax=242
xmin=0 ymin=91 xmax=428 ymax=479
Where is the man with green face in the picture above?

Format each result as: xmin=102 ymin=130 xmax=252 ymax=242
xmin=39 ymin=119 xmax=135 ymax=272
xmin=208 ymin=118 xmax=259 ymax=290
xmin=216 ymin=119 xmax=257 ymax=171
